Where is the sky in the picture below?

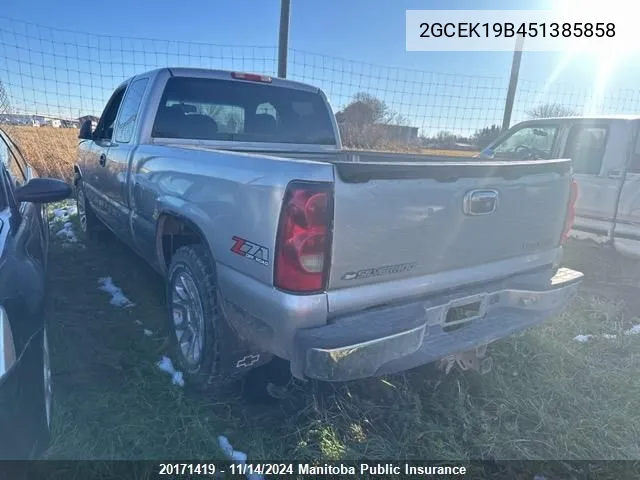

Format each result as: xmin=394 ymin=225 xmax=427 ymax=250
xmin=1 ymin=0 xmax=639 ymax=136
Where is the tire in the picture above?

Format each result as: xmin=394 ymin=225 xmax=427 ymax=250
xmin=166 ymin=244 xmax=240 ymax=391
xmin=30 ymin=326 xmax=52 ymax=458
xmin=40 ymin=326 xmax=53 ymax=452
xmin=75 ymin=179 xmax=105 ymax=239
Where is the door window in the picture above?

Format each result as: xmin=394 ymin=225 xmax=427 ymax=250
xmin=563 ymin=125 xmax=608 ymax=175
xmin=115 ymin=78 xmax=149 ymax=143
xmin=94 ymin=86 xmax=127 ymax=143
xmin=0 ymin=132 xmax=26 ymax=188
xmin=491 ymin=125 xmax=558 ymax=160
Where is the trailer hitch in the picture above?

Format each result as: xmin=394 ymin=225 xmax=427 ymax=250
xmin=440 ymin=344 xmax=493 ymax=375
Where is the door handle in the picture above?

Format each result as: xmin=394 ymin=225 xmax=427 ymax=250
xmin=99 ymin=154 xmax=107 ymax=167
xmin=606 ymin=169 xmax=622 ymax=179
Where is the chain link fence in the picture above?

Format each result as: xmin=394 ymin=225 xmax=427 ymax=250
xmin=2 ymin=15 xmax=640 ymax=152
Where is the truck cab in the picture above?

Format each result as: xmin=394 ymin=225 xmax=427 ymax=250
xmin=480 ymin=116 xmax=640 ymax=257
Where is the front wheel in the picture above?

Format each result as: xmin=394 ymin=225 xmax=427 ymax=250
xmin=75 ymin=179 xmax=105 ymax=239
xmin=32 ymin=326 xmax=52 ymax=457
xmin=42 ymin=327 xmax=53 ymax=440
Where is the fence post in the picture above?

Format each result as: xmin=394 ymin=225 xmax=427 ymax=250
xmin=277 ymin=0 xmax=291 ymax=78
xmin=501 ymin=35 xmax=525 ymax=131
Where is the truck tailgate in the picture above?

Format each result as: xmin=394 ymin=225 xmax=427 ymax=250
xmin=328 ymin=159 xmax=572 ymax=290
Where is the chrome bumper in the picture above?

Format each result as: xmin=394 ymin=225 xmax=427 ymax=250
xmin=292 ymin=268 xmax=583 ymax=381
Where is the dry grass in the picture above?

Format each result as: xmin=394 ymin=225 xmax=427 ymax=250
xmin=42 ymin=205 xmax=640 ymax=479
xmin=420 ymin=148 xmax=478 ymax=157
xmin=2 ymin=125 xmax=78 ymax=182
xmin=2 ymin=126 xmax=476 ymax=185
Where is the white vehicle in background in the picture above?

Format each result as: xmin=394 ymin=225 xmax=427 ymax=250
xmin=480 ymin=115 xmax=640 ymax=258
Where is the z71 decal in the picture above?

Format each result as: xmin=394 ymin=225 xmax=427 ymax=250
xmin=230 ymin=236 xmax=270 ymax=266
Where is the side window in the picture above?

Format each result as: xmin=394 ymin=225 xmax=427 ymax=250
xmin=94 ymin=86 xmax=127 ymax=143
xmin=563 ymin=125 xmax=608 ymax=175
xmin=0 ymin=166 xmax=7 ymax=211
xmin=492 ymin=125 xmax=558 ymax=160
xmin=629 ymin=129 xmax=640 ymax=173
xmin=1 ymin=165 xmax=19 ymax=213
xmin=0 ymin=133 xmax=26 ymax=188
xmin=115 ymin=78 xmax=149 ymax=143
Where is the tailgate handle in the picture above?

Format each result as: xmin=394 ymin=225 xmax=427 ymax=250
xmin=463 ymin=190 xmax=498 ymax=216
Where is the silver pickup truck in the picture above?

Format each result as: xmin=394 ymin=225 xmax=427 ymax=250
xmin=74 ymin=68 xmax=583 ymax=390
xmin=480 ymin=115 xmax=640 ymax=258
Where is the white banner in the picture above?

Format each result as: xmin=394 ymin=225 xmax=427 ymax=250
xmin=406 ymin=10 xmax=637 ymax=52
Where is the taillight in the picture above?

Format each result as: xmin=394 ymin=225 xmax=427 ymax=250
xmin=560 ymin=179 xmax=579 ymax=245
xmin=275 ymin=182 xmax=333 ymax=293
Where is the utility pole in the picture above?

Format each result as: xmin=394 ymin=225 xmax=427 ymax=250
xmin=277 ymin=0 xmax=291 ymax=78
xmin=501 ymin=34 xmax=525 ymax=131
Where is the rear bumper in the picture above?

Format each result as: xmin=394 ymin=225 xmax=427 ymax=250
xmin=291 ymin=268 xmax=582 ymax=381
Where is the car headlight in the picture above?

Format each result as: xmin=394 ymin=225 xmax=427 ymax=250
xmin=0 ymin=306 xmax=16 ymax=377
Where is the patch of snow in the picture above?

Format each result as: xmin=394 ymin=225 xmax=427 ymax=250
xmin=574 ymin=334 xmax=593 ymax=343
xmin=51 ymin=203 xmax=78 ymax=226
xmin=56 ymin=222 xmax=78 ymax=243
xmin=624 ymin=324 xmax=640 ymax=336
xmin=97 ymin=277 xmax=135 ymax=308
xmin=218 ymin=435 xmax=233 ymax=457
xmin=568 ymin=230 xmax=609 ymax=244
xmin=217 ymin=436 xmax=264 ymax=480
xmin=53 ymin=208 xmax=68 ymax=219
xmin=144 ymin=329 xmax=153 ymax=336
xmin=157 ymin=356 xmax=184 ymax=387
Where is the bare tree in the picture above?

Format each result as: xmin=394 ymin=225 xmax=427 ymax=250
xmin=527 ymin=103 xmax=578 ymax=119
xmin=334 ymin=92 xmax=420 ymax=149
xmin=336 ymin=93 xmax=388 ymax=128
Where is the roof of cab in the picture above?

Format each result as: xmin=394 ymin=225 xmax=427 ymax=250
xmin=131 ymin=67 xmax=321 ymax=94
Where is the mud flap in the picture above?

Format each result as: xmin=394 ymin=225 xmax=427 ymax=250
xmin=216 ymin=325 xmax=273 ymax=378
xmin=440 ymin=344 xmax=494 ymax=375
xmin=216 ymin=295 xmax=273 ymax=378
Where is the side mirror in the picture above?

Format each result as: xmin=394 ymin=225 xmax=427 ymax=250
xmin=78 ymin=120 xmax=93 ymax=140
xmin=0 ymin=306 xmax=16 ymax=380
xmin=14 ymin=178 xmax=72 ymax=204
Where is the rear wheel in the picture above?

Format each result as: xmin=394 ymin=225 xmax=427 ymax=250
xmin=166 ymin=245 xmax=238 ymax=391
xmin=75 ymin=179 xmax=105 ymax=239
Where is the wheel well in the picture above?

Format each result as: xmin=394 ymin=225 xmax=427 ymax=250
xmin=157 ymin=214 xmax=207 ymax=270
xmin=73 ymin=165 xmax=81 ymax=185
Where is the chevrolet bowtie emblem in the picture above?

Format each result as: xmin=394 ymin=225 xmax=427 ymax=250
xmin=236 ymin=354 xmax=260 ymax=368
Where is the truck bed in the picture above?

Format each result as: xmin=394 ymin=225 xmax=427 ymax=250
xmin=169 ymin=141 xmax=572 ymax=293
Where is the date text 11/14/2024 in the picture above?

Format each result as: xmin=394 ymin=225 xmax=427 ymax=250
xmin=157 ymin=462 xmax=469 ymax=477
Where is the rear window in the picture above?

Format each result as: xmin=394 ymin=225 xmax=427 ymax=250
xmin=152 ymin=77 xmax=336 ymax=145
